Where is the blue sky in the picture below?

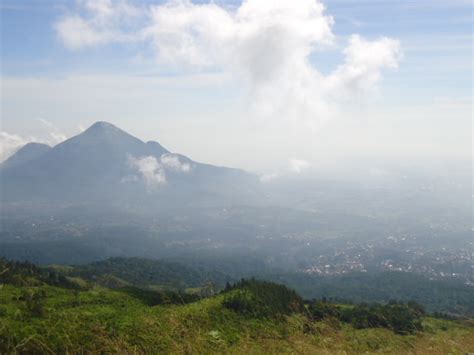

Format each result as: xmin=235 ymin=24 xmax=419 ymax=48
xmin=1 ymin=0 xmax=472 ymax=171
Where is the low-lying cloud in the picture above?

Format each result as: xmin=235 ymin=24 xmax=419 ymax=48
xmin=56 ymin=0 xmax=401 ymax=131
xmin=259 ymin=158 xmax=311 ymax=182
xmin=160 ymin=153 xmax=192 ymax=173
xmin=128 ymin=155 xmax=167 ymax=187
xmin=128 ymin=153 xmax=193 ymax=188
xmin=289 ymin=159 xmax=311 ymax=174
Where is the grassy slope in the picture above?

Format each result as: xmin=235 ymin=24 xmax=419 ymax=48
xmin=0 ymin=284 xmax=473 ymax=354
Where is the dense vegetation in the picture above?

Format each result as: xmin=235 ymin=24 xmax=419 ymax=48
xmin=0 ymin=258 xmax=75 ymax=288
xmin=38 ymin=257 xmax=474 ymax=317
xmin=60 ymin=257 xmax=232 ymax=293
xmin=267 ymin=271 xmax=474 ymax=316
xmin=308 ymin=299 xmax=425 ymax=335
xmin=222 ymin=278 xmax=304 ymax=317
xmin=0 ymin=258 xmax=473 ymax=353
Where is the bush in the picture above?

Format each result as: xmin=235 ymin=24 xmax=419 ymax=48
xmin=308 ymin=300 xmax=341 ymax=321
xmin=20 ymin=288 xmax=47 ymax=317
xmin=308 ymin=299 xmax=424 ymax=334
xmin=223 ymin=278 xmax=303 ymax=318
xmin=119 ymin=286 xmax=199 ymax=306
xmin=0 ymin=258 xmax=76 ymax=289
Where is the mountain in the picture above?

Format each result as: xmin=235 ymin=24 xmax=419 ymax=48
xmin=0 ymin=122 xmax=260 ymax=209
xmin=2 ymin=142 xmax=51 ymax=168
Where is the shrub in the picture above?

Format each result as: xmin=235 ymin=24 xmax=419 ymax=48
xmin=0 ymin=258 xmax=76 ymax=289
xmin=20 ymin=288 xmax=47 ymax=317
xmin=222 ymin=278 xmax=304 ymax=318
xmin=308 ymin=300 xmax=341 ymax=321
xmin=308 ymin=299 xmax=424 ymax=334
xmin=119 ymin=286 xmax=199 ymax=306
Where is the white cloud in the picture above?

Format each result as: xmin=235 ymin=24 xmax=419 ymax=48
xmin=259 ymin=172 xmax=279 ymax=183
xmin=55 ymin=0 xmax=141 ymax=50
xmin=37 ymin=118 xmax=68 ymax=143
xmin=259 ymin=158 xmax=311 ymax=182
xmin=289 ymin=158 xmax=311 ymax=174
xmin=128 ymin=155 xmax=167 ymax=187
xmin=0 ymin=132 xmax=31 ymax=162
xmin=159 ymin=153 xmax=192 ymax=172
xmin=127 ymin=153 xmax=192 ymax=188
xmin=0 ymin=119 xmax=69 ymax=163
xmin=55 ymin=16 xmax=113 ymax=49
xmin=327 ymin=35 xmax=401 ymax=94
xmin=55 ymin=0 xmax=401 ymax=131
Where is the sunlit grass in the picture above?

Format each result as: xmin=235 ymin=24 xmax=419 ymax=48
xmin=0 ymin=284 xmax=473 ymax=354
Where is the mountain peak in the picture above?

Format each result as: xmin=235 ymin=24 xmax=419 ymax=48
xmin=79 ymin=122 xmax=170 ymax=156
xmin=86 ymin=121 xmax=121 ymax=133
xmin=78 ymin=121 xmax=142 ymax=143
xmin=146 ymin=141 xmax=169 ymax=155
xmin=21 ymin=142 xmax=51 ymax=150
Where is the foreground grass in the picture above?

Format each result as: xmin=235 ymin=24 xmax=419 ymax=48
xmin=0 ymin=284 xmax=473 ymax=354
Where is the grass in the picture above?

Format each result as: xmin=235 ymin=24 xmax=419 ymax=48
xmin=0 ymin=283 xmax=473 ymax=354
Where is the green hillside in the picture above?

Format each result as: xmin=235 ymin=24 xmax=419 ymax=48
xmin=1 ymin=258 xmax=473 ymax=354
xmin=52 ymin=257 xmax=232 ymax=293
xmin=45 ymin=256 xmax=474 ymax=316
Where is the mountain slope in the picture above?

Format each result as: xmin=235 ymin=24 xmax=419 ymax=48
xmin=63 ymin=257 xmax=232 ymax=291
xmin=2 ymin=143 xmax=51 ymax=169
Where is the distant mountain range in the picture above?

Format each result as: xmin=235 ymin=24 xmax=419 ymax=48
xmin=1 ymin=122 xmax=260 ymax=209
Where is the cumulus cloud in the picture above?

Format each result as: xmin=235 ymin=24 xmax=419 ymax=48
xmin=288 ymin=158 xmax=311 ymax=174
xmin=160 ymin=153 xmax=192 ymax=172
xmin=128 ymin=153 xmax=192 ymax=188
xmin=327 ymin=35 xmax=401 ymax=95
xmin=56 ymin=0 xmax=401 ymax=130
xmin=128 ymin=155 xmax=167 ymax=187
xmin=55 ymin=0 xmax=141 ymax=49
